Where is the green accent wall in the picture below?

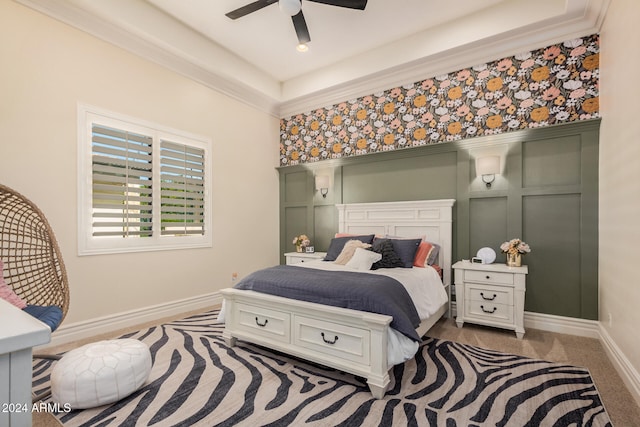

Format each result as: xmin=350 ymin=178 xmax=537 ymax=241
xmin=279 ymin=120 xmax=600 ymax=320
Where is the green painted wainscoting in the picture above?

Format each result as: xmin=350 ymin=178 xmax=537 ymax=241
xmin=278 ymin=120 xmax=599 ymax=320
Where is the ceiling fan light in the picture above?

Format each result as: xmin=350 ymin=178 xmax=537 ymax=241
xmin=279 ymin=0 xmax=301 ymax=16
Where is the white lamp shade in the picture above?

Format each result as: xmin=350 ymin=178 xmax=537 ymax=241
xmin=279 ymin=0 xmax=301 ymax=16
xmin=315 ymin=175 xmax=330 ymax=190
xmin=476 ymin=156 xmax=501 ymax=176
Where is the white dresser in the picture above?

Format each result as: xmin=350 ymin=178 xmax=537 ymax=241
xmin=284 ymin=252 xmax=326 ymax=265
xmin=0 ymin=299 xmax=51 ymax=427
xmin=452 ymin=261 xmax=528 ymax=339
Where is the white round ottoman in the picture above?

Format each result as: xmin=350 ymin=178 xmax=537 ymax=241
xmin=51 ymin=339 xmax=152 ymax=409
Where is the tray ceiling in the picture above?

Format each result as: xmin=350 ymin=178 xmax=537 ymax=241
xmin=16 ymin=0 xmax=609 ymax=116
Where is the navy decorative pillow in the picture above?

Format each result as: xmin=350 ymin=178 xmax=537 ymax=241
xmin=388 ymin=238 xmax=422 ymax=268
xmin=371 ymin=239 xmax=404 ymax=269
xmin=324 ymin=234 xmax=375 ymax=261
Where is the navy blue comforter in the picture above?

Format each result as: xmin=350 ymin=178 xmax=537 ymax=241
xmin=234 ymin=265 xmax=421 ymax=341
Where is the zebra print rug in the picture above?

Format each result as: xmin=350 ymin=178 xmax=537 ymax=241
xmin=33 ymin=309 xmax=612 ymax=426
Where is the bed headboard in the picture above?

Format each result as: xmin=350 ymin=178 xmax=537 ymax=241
xmin=336 ymin=199 xmax=455 ymax=287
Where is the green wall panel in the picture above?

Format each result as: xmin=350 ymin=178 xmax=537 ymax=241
xmin=284 ymin=171 xmax=308 ymax=203
xmin=284 ymin=206 xmax=308 ymax=252
xmin=342 ymin=152 xmax=457 ymax=203
xmin=469 ymin=197 xmax=508 ymax=259
xmin=522 ymin=194 xmax=584 ymax=317
xmin=278 ymin=121 xmax=599 ymax=320
xmin=522 ymin=135 xmax=581 ymax=188
xmin=313 ymin=205 xmax=336 ymax=252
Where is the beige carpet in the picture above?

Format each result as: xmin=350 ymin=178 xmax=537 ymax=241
xmin=32 ymin=308 xmax=639 ymax=426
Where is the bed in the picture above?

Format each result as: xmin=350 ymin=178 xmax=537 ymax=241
xmin=220 ymin=199 xmax=455 ymax=399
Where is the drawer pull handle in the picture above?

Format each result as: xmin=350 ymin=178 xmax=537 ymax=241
xmin=481 ymin=305 xmax=497 ymax=314
xmin=480 ymin=292 xmax=497 ymax=301
xmin=485 ymin=275 xmax=491 ymax=279
xmin=321 ymin=332 xmax=339 ymax=345
xmin=255 ymin=317 xmax=268 ymax=327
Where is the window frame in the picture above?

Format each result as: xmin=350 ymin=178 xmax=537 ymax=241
xmin=77 ymin=104 xmax=212 ymax=255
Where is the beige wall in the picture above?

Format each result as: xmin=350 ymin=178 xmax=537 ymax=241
xmin=0 ymin=1 xmax=280 ymax=324
xmin=600 ymin=0 xmax=640 ymax=400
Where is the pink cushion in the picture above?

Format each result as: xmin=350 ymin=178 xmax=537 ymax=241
xmin=0 ymin=259 xmax=27 ymax=309
xmin=334 ymin=233 xmax=355 ymax=238
xmin=413 ymin=242 xmax=435 ymax=268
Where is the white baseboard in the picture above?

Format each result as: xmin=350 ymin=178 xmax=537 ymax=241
xmin=41 ymin=292 xmax=223 ymax=349
xmin=523 ymin=311 xmax=600 ymax=338
xmin=598 ymin=325 xmax=640 ymax=407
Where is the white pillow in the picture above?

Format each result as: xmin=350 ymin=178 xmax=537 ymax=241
xmin=345 ymin=247 xmax=382 ymax=271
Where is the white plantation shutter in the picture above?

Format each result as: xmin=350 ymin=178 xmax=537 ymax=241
xmin=91 ymin=125 xmax=154 ymax=238
xmin=78 ymin=105 xmax=211 ymax=255
xmin=160 ymin=141 xmax=205 ymax=236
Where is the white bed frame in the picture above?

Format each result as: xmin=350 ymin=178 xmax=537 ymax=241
xmin=221 ymin=199 xmax=455 ymax=399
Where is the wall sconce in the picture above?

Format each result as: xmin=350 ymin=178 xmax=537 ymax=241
xmin=315 ymin=175 xmax=330 ymax=198
xmin=476 ymin=156 xmax=501 ymax=188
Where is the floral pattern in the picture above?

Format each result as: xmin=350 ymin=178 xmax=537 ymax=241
xmin=280 ymin=34 xmax=599 ymax=166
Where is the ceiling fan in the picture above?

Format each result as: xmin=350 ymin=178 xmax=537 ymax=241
xmin=225 ymin=0 xmax=368 ymax=49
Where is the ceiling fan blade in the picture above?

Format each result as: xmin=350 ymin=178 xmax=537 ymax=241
xmin=225 ymin=0 xmax=278 ymax=19
xmin=291 ymin=11 xmax=311 ymax=44
xmin=306 ymin=0 xmax=367 ymax=10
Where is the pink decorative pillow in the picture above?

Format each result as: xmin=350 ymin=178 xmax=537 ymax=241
xmin=0 ymin=260 xmax=27 ymax=309
xmin=413 ymin=242 xmax=435 ymax=268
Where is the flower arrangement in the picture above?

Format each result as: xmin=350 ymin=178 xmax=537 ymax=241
xmin=500 ymin=238 xmax=531 ymax=267
xmin=292 ymin=234 xmax=310 ymax=252
xmin=500 ymin=238 xmax=531 ymax=255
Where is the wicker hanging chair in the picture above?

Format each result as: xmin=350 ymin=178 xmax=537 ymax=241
xmin=0 ymin=183 xmax=69 ymax=325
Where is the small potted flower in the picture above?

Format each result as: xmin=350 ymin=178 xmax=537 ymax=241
xmin=500 ymin=238 xmax=531 ymax=267
xmin=292 ymin=234 xmax=310 ymax=253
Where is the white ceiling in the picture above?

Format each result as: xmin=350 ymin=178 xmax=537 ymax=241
xmin=147 ymin=0 xmax=506 ymax=82
xmin=17 ymin=0 xmax=609 ymax=117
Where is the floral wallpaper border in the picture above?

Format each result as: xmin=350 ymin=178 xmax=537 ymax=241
xmin=280 ymin=34 xmax=599 ymax=166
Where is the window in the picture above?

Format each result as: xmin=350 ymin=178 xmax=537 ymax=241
xmin=78 ymin=105 xmax=212 ymax=255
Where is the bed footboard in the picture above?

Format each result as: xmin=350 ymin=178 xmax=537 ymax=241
xmin=221 ymin=288 xmax=393 ymax=399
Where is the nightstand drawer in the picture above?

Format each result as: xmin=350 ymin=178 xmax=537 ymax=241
xmin=466 ymin=283 xmax=513 ymax=306
xmin=236 ymin=303 xmax=290 ymax=343
xmin=285 ymin=252 xmax=327 ymax=265
xmin=465 ymin=300 xmax=514 ymax=324
xmin=287 ymin=256 xmax=314 ymax=264
xmin=465 ymin=270 xmax=514 ymax=285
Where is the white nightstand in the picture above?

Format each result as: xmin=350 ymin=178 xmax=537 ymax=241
xmin=284 ymin=251 xmax=327 ymax=265
xmin=452 ymin=261 xmax=528 ymax=339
